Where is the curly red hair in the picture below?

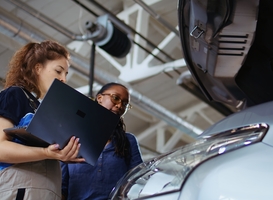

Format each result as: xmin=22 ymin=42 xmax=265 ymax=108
xmin=4 ymin=40 xmax=70 ymax=98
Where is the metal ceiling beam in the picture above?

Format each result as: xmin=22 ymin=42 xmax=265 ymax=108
xmin=133 ymin=0 xmax=180 ymax=36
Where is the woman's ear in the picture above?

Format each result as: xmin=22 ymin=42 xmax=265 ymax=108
xmin=96 ymin=94 xmax=103 ymax=103
xmin=35 ymin=63 xmax=42 ymax=75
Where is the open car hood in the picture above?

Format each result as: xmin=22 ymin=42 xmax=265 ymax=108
xmin=178 ymin=0 xmax=273 ymax=112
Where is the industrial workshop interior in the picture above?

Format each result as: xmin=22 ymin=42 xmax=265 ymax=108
xmin=0 ymin=0 xmax=226 ymax=160
xmin=3 ymin=0 xmax=273 ymax=199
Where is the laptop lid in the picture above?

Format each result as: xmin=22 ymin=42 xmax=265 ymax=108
xmin=4 ymin=79 xmax=120 ymax=166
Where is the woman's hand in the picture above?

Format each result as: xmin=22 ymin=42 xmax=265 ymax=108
xmin=45 ymin=136 xmax=85 ymax=163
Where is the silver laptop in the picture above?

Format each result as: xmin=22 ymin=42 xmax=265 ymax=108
xmin=4 ymin=79 xmax=120 ymax=166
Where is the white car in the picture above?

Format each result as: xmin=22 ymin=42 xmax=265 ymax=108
xmin=109 ymin=0 xmax=273 ymax=199
xmin=109 ymin=101 xmax=273 ymax=199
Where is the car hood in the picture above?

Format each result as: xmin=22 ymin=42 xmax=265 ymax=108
xmin=177 ymin=0 xmax=273 ymax=113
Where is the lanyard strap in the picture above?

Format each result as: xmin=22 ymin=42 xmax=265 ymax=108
xmin=19 ymin=87 xmax=38 ymax=112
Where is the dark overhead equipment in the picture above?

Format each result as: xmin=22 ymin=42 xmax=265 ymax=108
xmin=85 ymin=15 xmax=131 ymax=58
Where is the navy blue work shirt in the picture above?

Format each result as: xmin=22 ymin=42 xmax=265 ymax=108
xmin=61 ymin=133 xmax=143 ymax=200
xmin=0 ymin=86 xmax=39 ymax=125
xmin=0 ymin=86 xmax=39 ymax=170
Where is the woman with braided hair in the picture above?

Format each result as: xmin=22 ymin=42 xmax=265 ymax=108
xmin=61 ymin=82 xmax=143 ymax=200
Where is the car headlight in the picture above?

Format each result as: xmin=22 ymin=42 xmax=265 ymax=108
xmin=109 ymin=123 xmax=267 ymax=200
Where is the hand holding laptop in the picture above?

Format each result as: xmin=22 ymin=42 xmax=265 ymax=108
xmin=46 ymin=136 xmax=85 ymax=163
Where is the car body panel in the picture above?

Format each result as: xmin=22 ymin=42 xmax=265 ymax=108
xmin=201 ymin=101 xmax=273 ymax=147
xmin=179 ymin=142 xmax=273 ymax=200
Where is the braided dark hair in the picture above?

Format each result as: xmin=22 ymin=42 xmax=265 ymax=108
xmin=96 ymin=82 xmax=131 ymax=163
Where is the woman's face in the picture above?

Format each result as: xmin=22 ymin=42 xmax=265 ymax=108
xmin=96 ymin=85 xmax=130 ymax=116
xmin=36 ymin=56 xmax=69 ymax=99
